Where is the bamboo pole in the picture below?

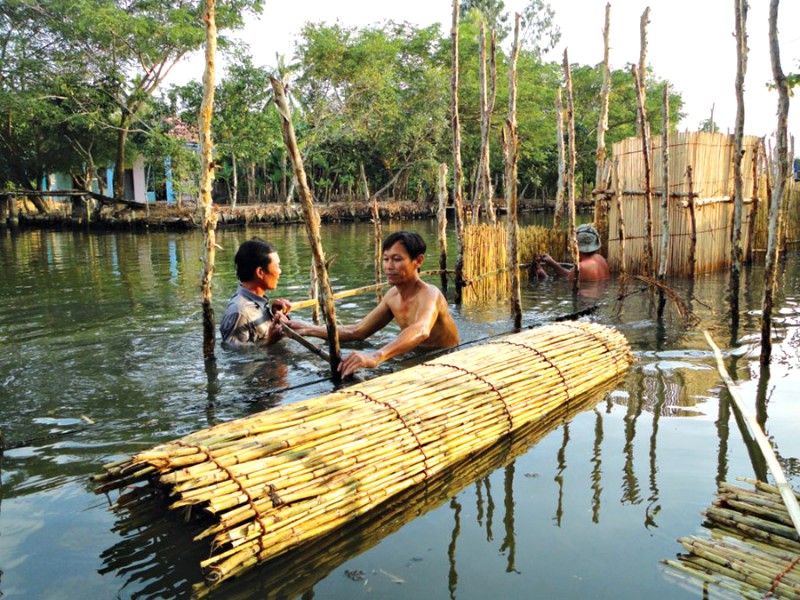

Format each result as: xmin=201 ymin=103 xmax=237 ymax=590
xmin=704 ymin=332 xmax=800 ymax=538
xmin=730 ymin=0 xmax=748 ymax=323
xmin=554 ymin=88 xmax=566 ymax=230
xmin=594 ymin=2 xmax=612 ymax=242
xmin=505 ymin=14 xmax=522 ymax=331
xmin=199 ymin=0 xmax=218 ymax=359
xmin=563 ymin=50 xmax=580 ymax=293
xmin=761 ymin=0 xmax=790 ymax=366
xmin=369 ymin=181 xmax=383 ymax=303
xmin=438 ymin=163 xmax=449 ymax=293
xmin=451 ymin=0 xmax=466 ymax=304
xmin=270 ymin=76 xmax=342 ymax=381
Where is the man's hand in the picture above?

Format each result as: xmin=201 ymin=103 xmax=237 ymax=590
xmin=271 ymin=298 xmax=292 ymax=315
xmin=338 ymin=351 xmax=380 ymax=377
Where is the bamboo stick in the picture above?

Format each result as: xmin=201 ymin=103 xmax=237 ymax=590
xmin=438 ymin=163 xmax=449 ymax=293
xmin=562 ymin=50 xmax=579 ymax=292
xmin=505 ymin=13 xmax=522 ymax=331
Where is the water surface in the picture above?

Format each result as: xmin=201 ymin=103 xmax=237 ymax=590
xmin=1 ymin=220 xmax=798 ymax=599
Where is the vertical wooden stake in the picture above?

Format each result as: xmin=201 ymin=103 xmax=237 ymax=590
xmin=451 ymin=0 xmax=466 ymax=304
xmin=504 ymin=14 xmax=522 ymax=331
xmin=594 ymin=2 xmax=612 ymax=243
xmin=632 ymin=66 xmax=655 ymax=278
xmin=687 ymin=165 xmax=697 ymax=280
xmin=744 ymin=140 xmax=762 ymax=265
xmin=615 ymin=158 xmax=626 ymax=276
xmin=563 ymin=49 xmax=580 ymax=294
xmin=438 ymin=163 xmax=449 ymax=294
xmin=270 ymin=76 xmax=342 ymax=381
xmin=730 ymin=0 xmax=748 ymax=324
xmin=554 ymin=88 xmax=566 ymax=230
xmin=199 ymin=0 xmax=218 ymax=359
xmin=636 ymin=7 xmax=650 ymax=138
xmin=761 ymin=0 xmax=789 ymax=366
xmin=659 ymin=84 xmax=670 ymax=280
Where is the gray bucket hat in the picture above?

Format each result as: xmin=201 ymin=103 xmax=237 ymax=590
xmin=576 ymin=224 xmax=601 ymax=253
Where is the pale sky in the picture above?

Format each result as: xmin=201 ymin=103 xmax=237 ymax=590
xmin=170 ymin=0 xmax=800 ymax=145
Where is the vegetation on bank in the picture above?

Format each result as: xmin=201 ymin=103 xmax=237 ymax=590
xmin=1 ymin=0 xmax=688 ymax=210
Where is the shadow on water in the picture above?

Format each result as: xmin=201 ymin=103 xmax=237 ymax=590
xmin=97 ymin=380 xmax=623 ymax=600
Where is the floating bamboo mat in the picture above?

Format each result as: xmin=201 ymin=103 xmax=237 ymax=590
xmin=664 ymin=478 xmax=800 ymax=599
xmin=93 ymin=322 xmax=633 ymax=589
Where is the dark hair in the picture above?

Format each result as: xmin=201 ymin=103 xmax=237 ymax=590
xmin=235 ymin=238 xmax=277 ymax=282
xmin=382 ymin=231 xmax=426 ymax=259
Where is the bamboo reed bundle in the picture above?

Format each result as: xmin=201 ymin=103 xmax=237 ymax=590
xmin=93 ymin=322 xmax=633 ymax=590
xmin=518 ymin=225 xmax=570 ymax=265
xmin=664 ymin=478 xmax=800 ymax=598
xmin=462 ymin=223 xmax=509 ymax=304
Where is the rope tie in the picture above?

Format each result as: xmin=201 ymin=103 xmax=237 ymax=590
xmin=343 ymin=389 xmax=432 ymax=479
xmin=174 ymin=441 xmax=275 ymax=558
xmin=765 ymin=554 xmax=800 ymax=598
xmin=429 ymin=362 xmax=514 ymax=432
xmin=492 ymin=340 xmax=572 ymax=404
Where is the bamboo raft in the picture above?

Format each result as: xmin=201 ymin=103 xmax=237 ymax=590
xmin=664 ymin=478 xmax=800 ymax=599
xmin=93 ymin=322 xmax=633 ymax=589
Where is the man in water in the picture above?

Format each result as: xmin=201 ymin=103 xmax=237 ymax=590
xmin=220 ymin=238 xmax=292 ymax=349
xmin=283 ymin=231 xmax=459 ymax=377
xmin=540 ymin=223 xmax=610 ymax=282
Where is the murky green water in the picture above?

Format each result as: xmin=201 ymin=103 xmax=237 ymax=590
xmin=1 ymin=218 xmax=798 ymax=599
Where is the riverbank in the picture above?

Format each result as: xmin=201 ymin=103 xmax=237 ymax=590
xmin=3 ymin=197 xmax=589 ymax=230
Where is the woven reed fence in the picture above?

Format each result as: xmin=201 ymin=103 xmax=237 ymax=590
xmin=93 ymin=322 xmax=632 ymax=589
xmin=463 ymin=223 xmax=509 ymax=304
xmin=605 ymin=131 xmax=798 ymax=276
xmin=664 ymin=478 xmax=800 ymax=598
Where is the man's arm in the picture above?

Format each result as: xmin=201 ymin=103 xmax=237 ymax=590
xmin=338 ymin=287 xmax=441 ymax=377
xmin=540 ymin=254 xmax=575 ymax=279
xmin=283 ymin=299 xmax=394 ymax=342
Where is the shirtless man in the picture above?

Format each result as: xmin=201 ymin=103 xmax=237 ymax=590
xmin=283 ymin=231 xmax=459 ymax=377
xmin=540 ymin=224 xmax=610 ymax=282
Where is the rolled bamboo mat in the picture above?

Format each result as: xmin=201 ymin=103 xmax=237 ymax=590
xmin=663 ymin=478 xmax=800 ymax=599
xmin=92 ymin=322 xmax=633 ymax=589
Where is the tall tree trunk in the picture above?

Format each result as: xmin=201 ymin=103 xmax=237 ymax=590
xmin=554 ymin=88 xmax=566 ymax=229
xmin=730 ymin=0 xmax=748 ymax=326
xmin=113 ymin=115 xmax=131 ymax=201
xmin=271 ymin=76 xmax=342 ymax=380
xmin=231 ymin=152 xmax=238 ymax=208
xmin=563 ymin=49 xmax=580 ymax=294
xmin=438 ymin=163 xmax=449 ymax=294
xmin=451 ymin=0 xmax=466 ymax=304
xmin=761 ymin=0 xmax=789 ymax=366
xmin=632 ymin=66 xmax=655 ymax=277
xmin=504 ymin=14 xmax=522 ymax=331
xmin=199 ymin=0 xmax=218 ymax=358
xmin=475 ymin=24 xmax=497 ymax=225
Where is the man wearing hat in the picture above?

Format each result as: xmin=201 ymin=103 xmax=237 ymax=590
xmin=540 ymin=224 xmax=610 ymax=281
